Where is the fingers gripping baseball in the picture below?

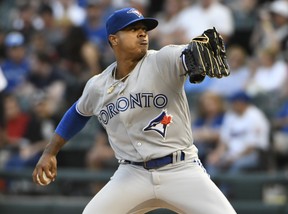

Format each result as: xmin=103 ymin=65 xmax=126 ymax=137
xmin=32 ymin=154 xmax=57 ymax=186
xmin=36 ymin=171 xmax=52 ymax=186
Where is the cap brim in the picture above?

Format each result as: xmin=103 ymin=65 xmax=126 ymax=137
xmin=119 ymin=18 xmax=158 ymax=32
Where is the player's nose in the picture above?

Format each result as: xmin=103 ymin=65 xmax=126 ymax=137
xmin=137 ymin=28 xmax=147 ymax=37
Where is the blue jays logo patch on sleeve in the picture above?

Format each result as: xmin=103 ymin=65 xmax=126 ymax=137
xmin=143 ymin=110 xmax=173 ymax=138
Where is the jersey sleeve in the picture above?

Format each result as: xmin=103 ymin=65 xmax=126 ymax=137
xmin=155 ymin=45 xmax=188 ymax=89
xmin=76 ymin=77 xmax=97 ymax=116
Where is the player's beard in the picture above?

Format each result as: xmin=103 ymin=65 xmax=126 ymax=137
xmin=136 ymin=44 xmax=148 ymax=60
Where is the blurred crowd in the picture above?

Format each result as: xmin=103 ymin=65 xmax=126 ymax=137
xmin=0 ymin=0 xmax=288 ymax=194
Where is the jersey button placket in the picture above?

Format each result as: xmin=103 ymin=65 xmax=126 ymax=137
xmin=137 ymin=142 xmax=142 ymax=147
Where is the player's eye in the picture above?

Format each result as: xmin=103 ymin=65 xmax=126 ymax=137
xmin=141 ymin=27 xmax=147 ymax=33
xmin=123 ymin=25 xmax=147 ymax=33
xmin=131 ymin=26 xmax=147 ymax=32
xmin=123 ymin=26 xmax=136 ymax=32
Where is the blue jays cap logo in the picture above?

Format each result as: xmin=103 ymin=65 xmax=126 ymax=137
xmin=106 ymin=7 xmax=158 ymax=36
xmin=127 ymin=8 xmax=143 ymax=18
xmin=143 ymin=110 xmax=173 ymax=138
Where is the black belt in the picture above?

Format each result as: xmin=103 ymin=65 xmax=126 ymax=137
xmin=121 ymin=151 xmax=185 ymax=170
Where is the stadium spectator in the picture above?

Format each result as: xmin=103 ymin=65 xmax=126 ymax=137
xmin=50 ymin=0 xmax=86 ymax=26
xmin=25 ymin=51 xmax=66 ymax=112
xmin=251 ymin=0 xmax=288 ymax=57
xmin=206 ymin=91 xmax=270 ymax=174
xmin=192 ymin=91 xmax=226 ymax=166
xmin=85 ymin=125 xmax=117 ymax=194
xmin=76 ymin=0 xmax=117 ymax=23
xmin=81 ymin=40 xmax=103 ymax=75
xmin=207 ymin=45 xmax=250 ymax=98
xmin=245 ymin=47 xmax=288 ymax=97
xmin=11 ymin=3 xmax=42 ymax=43
xmin=177 ymin=0 xmax=234 ymax=42
xmin=226 ymin=0 xmax=258 ymax=55
xmin=0 ymin=30 xmax=6 ymax=62
xmin=28 ymin=32 xmax=55 ymax=60
xmin=0 ymin=94 xmax=30 ymax=166
xmin=80 ymin=0 xmax=110 ymax=71
xmin=128 ymin=0 xmax=150 ymax=16
xmin=37 ymin=3 xmax=65 ymax=51
xmin=151 ymin=0 xmax=186 ymax=47
xmin=1 ymin=32 xmax=30 ymax=93
xmin=271 ymin=98 xmax=288 ymax=169
xmin=81 ymin=0 xmax=107 ymax=50
xmin=268 ymin=0 xmax=288 ymax=62
xmin=184 ymin=77 xmax=213 ymax=101
xmin=100 ymin=0 xmax=119 ymax=22
xmin=86 ymin=126 xmax=117 ymax=171
xmin=56 ymin=25 xmax=102 ymax=106
xmin=4 ymin=92 xmax=58 ymax=170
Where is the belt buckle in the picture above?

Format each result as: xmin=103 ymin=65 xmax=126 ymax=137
xmin=143 ymin=161 xmax=150 ymax=170
xmin=143 ymin=161 xmax=156 ymax=170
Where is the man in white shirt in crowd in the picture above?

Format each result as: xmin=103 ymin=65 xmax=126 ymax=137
xmin=206 ymin=91 xmax=270 ymax=175
xmin=176 ymin=0 xmax=234 ymax=42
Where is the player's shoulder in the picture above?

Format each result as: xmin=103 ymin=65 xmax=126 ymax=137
xmin=148 ymin=45 xmax=186 ymax=53
xmin=83 ymin=62 xmax=115 ymax=92
xmin=147 ymin=45 xmax=186 ymax=58
xmin=99 ymin=62 xmax=116 ymax=78
xmin=88 ymin=62 xmax=115 ymax=82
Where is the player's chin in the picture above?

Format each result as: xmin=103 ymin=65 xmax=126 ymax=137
xmin=137 ymin=43 xmax=146 ymax=50
xmin=135 ymin=47 xmax=148 ymax=59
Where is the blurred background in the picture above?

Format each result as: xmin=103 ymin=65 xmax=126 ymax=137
xmin=0 ymin=0 xmax=287 ymax=213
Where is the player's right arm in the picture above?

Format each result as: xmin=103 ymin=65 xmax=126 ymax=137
xmin=32 ymin=76 xmax=97 ymax=186
xmin=32 ymin=102 xmax=92 ymax=185
xmin=32 ymin=134 xmax=64 ymax=185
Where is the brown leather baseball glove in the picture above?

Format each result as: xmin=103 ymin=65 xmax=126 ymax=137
xmin=181 ymin=27 xmax=230 ymax=83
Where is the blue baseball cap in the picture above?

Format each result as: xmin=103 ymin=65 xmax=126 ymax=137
xmin=4 ymin=32 xmax=24 ymax=47
xmin=228 ymin=91 xmax=251 ymax=103
xmin=106 ymin=8 xmax=158 ymax=36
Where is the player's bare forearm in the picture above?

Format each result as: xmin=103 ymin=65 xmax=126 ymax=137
xmin=43 ymin=133 xmax=67 ymax=156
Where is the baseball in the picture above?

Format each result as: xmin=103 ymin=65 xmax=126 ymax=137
xmin=36 ymin=171 xmax=52 ymax=186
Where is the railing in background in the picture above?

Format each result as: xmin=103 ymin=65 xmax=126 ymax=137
xmin=0 ymin=168 xmax=288 ymax=214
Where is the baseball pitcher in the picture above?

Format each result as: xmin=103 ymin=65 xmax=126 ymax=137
xmin=33 ymin=7 xmax=236 ymax=214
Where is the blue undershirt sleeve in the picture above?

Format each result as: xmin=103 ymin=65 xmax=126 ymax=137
xmin=55 ymin=102 xmax=91 ymax=141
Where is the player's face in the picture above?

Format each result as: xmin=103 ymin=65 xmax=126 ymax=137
xmin=116 ymin=22 xmax=149 ymax=59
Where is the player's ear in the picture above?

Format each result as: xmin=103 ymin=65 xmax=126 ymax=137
xmin=109 ymin=35 xmax=118 ymax=47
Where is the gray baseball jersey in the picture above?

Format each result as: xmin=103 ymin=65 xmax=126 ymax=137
xmin=79 ymin=45 xmax=236 ymax=214
xmin=77 ymin=45 xmax=196 ymax=162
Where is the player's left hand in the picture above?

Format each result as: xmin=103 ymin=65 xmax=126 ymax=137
xmin=181 ymin=27 xmax=230 ymax=83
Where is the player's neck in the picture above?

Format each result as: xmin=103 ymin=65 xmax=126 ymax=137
xmin=115 ymin=60 xmax=138 ymax=79
xmin=114 ymin=48 xmax=146 ymax=79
